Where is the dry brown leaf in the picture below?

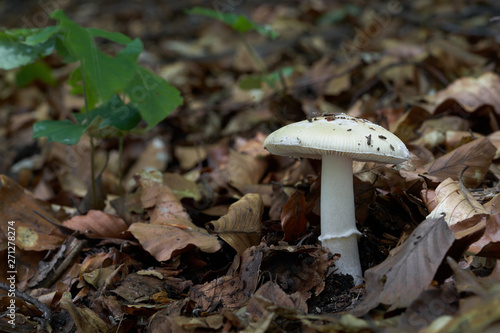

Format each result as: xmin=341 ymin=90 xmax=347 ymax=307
xmin=206 ymin=193 xmax=263 ymax=254
xmin=128 ymin=222 xmax=221 ymax=262
xmin=427 ymin=178 xmax=489 ymax=225
xmin=0 ymin=174 xmax=65 ymax=251
xmin=174 ymin=145 xmax=207 ymax=170
xmin=246 ymin=281 xmax=307 ymax=318
xmin=424 ymin=137 xmax=496 ymax=187
xmin=59 ymin=292 xmax=109 ymax=333
xmin=190 ymin=244 xmax=265 ymax=312
xmin=351 ymin=217 xmax=455 ymax=316
xmin=390 ymin=106 xmax=431 ymax=143
xmin=163 ymin=172 xmax=201 ymax=201
xmin=465 ymin=214 xmax=500 ymax=258
xmin=225 ymin=150 xmax=267 ymax=192
xmin=281 ymin=190 xmax=307 ymax=242
xmin=135 ymin=170 xmax=192 ymax=226
xmin=62 ymin=210 xmax=129 ymax=239
xmin=269 ymin=183 xmax=290 ymax=220
xmin=427 ymin=72 xmax=500 ymax=112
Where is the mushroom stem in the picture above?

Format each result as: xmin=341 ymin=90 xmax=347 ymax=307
xmin=319 ymin=154 xmax=363 ymax=285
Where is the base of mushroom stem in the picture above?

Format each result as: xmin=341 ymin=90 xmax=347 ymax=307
xmin=322 ymin=234 xmax=363 ymax=286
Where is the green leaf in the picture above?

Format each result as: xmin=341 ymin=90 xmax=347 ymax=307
xmin=87 ymin=28 xmax=132 ymax=45
xmin=187 ymin=7 xmax=278 ymax=39
xmin=24 ymin=26 xmax=60 ymax=46
xmin=51 ymin=10 xmax=137 ymax=105
xmin=75 ymin=95 xmax=141 ymax=131
xmin=16 ymin=61 xmax=57 ymax=87
xmin=33 ymin=120 xmax=87 ymax=145
xmin=0 ymin=28 xmax=56 ymax=70
xmin=118 ymin=38 xmax=144 ymax=62
xmin=124 ymin=66 xmax=183 ymax=129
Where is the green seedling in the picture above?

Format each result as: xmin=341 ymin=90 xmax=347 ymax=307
xmin=187 ymin=7 xmax=292 ymax=92
xmin=0 ymin=10 xmax=183 ymax=203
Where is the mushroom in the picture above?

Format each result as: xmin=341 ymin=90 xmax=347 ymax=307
xmin=263 ymin=114 xmax=409 ymax=285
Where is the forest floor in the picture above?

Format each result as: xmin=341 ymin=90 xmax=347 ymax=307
xmin=1 ymin=0 xmax=500 ymax=332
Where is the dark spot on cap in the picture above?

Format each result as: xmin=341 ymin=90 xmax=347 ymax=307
xmin=379 ymin=135 xmax=387 ymax=140
xmin=390 ymin=144 xmax=395 ymax=151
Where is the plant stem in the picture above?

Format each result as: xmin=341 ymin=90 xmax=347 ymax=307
xmin=81 ymin=67 xmax=97 ymax=208
xmin=118 ymin=136 xmax=123 ymax=195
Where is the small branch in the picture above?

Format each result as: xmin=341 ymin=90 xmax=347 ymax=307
xmin=0 ymin=283 xmax=52 ymax=329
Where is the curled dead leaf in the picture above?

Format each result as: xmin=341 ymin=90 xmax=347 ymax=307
xmin=427 ymin=178 xmax=489 ymax=225
xmin=206 ymin=193 xmax=263 ymax=254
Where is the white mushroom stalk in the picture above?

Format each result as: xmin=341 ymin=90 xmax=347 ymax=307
xmin=319 ymin=154 xmax=362 ymax=284
xmin=263 ymin=114 xmax=409 ymax=286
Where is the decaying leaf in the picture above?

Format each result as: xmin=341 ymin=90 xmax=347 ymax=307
xmin=128 ymin=222 xmax=221 ymax=262
xmin=206 ymin=193 xmax=263 ymax=254
xmin=163 ymin=172 xmax=201 ymax=201
xmin=427 ymin=178 xmax=489 ymax=225
xmin=424 ymin=137 xmax=496 ymax=187
xmin=351 ymin=217 xmax=455 ymax=315
xmin=135 ymin=169 xmax=193 ymax=225
xmin=59 ymin=292 xmax=109 ymax=333
xmin=452 ymin=214 xmax=500 ymax=258
xmin=0 ymin=174 xmax=65 ymax=251
xmin=281 ymin=189 xmax=307 ymax=242
xmin=190 ymin=243 xmax=265 ymax=312
xmin=427 ymin=72 xmax=500 ymax=112
xmin=62 ymin=210 xmax=129 ymax=238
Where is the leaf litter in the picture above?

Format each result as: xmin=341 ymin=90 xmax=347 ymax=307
xmin=2 ymin=1 xmax=500 ymax=332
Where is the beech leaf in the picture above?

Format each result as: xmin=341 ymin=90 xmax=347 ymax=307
xmin=206 ymin=193 xmax=263 ymax=254
xmin=425 ymin=137 xmax=496 ymax=187
xmin=352 ymin=217 xmax=455 ymax=315
xmin=128 ymin=222 xmax=221 ymax=261
xmin=281 ymin=189 xmax=308 ymax=242
xmin=427 ymin=178 xmax=489 ymax=225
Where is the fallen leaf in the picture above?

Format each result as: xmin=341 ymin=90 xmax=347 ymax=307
xmin=427 ymin=178 xmax=489 ymax=225
xmin=63 ymin=210 xmax=129 ymax=238
xmin=351 ymin=217 xmax=455 ymax=315
xmin=281 ymin=189 xmax=307 ymax=242
xmin=0 ymin=174 xmax=65 ymax=251
xmin=206 ymin=193 xmax=263 ymax=254
xmin=190 ymin=244 xmax=265 ymax=312
xmin=128 ymin=222 xmax=221 ymax=262
xmin=163 ymin=172 xmax=201 ymax=201
xmin=465 ymin=214 xmax=500 ymax=258
xmin=427 ymin=72 xmax=500 ymax=112
xmin=135 ymin=170 xmax=193 ymax=226
xmin=59 ymin=292 xmax=109 ymax=333
xmin=424 ymin=137 xmax=496 ymax=187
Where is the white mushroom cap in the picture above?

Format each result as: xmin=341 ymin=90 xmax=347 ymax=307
xmin=264 ymin=114 xmax=409 ymax=163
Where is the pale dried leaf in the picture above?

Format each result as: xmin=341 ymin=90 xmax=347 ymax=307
xmin=427 ymin=178 xmax=489 ymax=225
xmin=206 ymin=193 xmax=263 ymax=254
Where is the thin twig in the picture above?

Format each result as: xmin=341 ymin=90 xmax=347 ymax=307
xmin=0 ymin=283 xmax=52 ymax=328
